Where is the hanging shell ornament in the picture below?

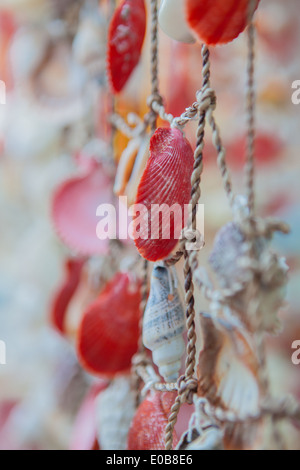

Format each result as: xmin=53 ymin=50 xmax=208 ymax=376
xmin=159 ymin=0 xmax=195 ymax=44
xmin=50 ymin=257 xmax=86 ymax=335
xmin=197 ymin=313 xmax=261 ymax=450
xmin=76 ymin=272 xmax=142 ymax=377
xmin=185 ymin=0 xmax=260 ymax=46
xmin=107 ymin=0 xmax=146 ymax=93
xmin=114 ymin=133 xmax=150 ymax=206
xmin=52 ymin=160 xmax=113 ymax=256
xmin=143 ymin=264 xmax=185 ymax=382
xmin=127 ymin=392 xmax=179 ymax=450
xmin=134 ymin=127 xmax=194 ymax=262
xmin=209 ymin=221 xmax=289 ymax=332
xmin=96 ymin=376 xmax=136 ymax=450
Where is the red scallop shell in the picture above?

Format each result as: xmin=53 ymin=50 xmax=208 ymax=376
xmin=76 ymin=272 xmax=142 ymax=377
xmin=127 ymin=392 xmax=179 ymax=450
xmin=185 ymin=0 xmax=260 ymax=46
xmin=107 ymin=0 xmax=146 ymax=93
xmin=133 ymin=127 xmax=194 ymax=262
xmin=50 ymin=257 xmax=86 ymax=335
xmin=52 ymin=161 xmax=113 ymax=256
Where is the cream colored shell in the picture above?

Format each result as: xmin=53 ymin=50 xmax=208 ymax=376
xmin=158 ymin=0 xmax=196 ymax=44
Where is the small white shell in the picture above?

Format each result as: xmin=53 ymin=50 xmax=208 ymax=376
xmin=96 ymin=376 xmax=136 ymax=450
xmin=143 ymin=264 xmax=185 ymax=382
xmin=159 ymin=0 xmax=196 ymax=44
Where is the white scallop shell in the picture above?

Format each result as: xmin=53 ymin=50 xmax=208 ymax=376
xmin=143 ymin=264 xmax=185 ymax=382
xmin=159 ymin=0 xmax=196 ymax=44
xmin=96 ymin=376 xmax=136 ymax=450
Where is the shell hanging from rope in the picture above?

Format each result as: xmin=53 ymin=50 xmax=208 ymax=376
xmin=158 ymin=0 xmax=195 ymax=44
xmin=107 ymin=0 xmax=146 ymax=93
xmin=143 ymin=264 xmax=185 ymax=382
xmin=209 ymin=221 xmax=289 ymax=333
xmin=133 ymin=127 xmax=194 ymax=262
xmin=127 ymin=391 xmax=179 ymax=450
xmin=197 ymin=313 xmax=261 ymax=450
xmin=96 ymin=376 xmax=136 ymax=450
xmin=185 ymin=0 xmax=260 ymax=46
xmin=76 ymin=272 xmax=142 ymax=377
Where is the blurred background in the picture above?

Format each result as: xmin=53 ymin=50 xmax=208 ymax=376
xmin=0 ymin=0 xmax=299 ymax=450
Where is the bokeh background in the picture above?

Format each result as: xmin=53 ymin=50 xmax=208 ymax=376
xmin=0 ymin=0 xmax=299 ymax=450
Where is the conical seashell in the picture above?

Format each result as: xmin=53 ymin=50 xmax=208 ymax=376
xmin=76 ymin=272 xmax=142 ymax=377
xmin=197 ymin=313 xmax=261 ymax=449
xmin=114 ymin=134 xmax=150 ymax=206
xmin=107 ymin=0 xmax=146 ymax=93
xmin=134 ymin=127 xmax=194 ymax=262
xmin=143 ymin=264 xmax=185 ymax=382
xmin=50 ymin=257 xmax=86 ymax=335
xmin=209 ymin=222 xmax=288 ymax=332
xmin=159 ymin=0 xmax=195 ymax=44
xmin=52 ymin=161 xmax=113 ymax=256
xmin=96 ymin=376 xmax=136 ymax=450
xmin=127 ymin=392 xmax=179 ymax=450
xmin=185 ymin=0 xmax=260 ymax=46
xmin=176 ymin=425 xmax=224 ymax=450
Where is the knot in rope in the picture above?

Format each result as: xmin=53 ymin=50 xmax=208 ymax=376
xmin=177 ymin=375 xmax=198 ymax=405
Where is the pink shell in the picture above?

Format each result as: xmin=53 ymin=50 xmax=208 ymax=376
xmin=127 ymin=392 xmax=179 ymax=450
xmin=107 ymin=0 xmax=146 ymax=93
xmin=52 ymin=161 xmax=113 ymax=256
xmin=134 ymin=127 xmax=194 ymax=261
